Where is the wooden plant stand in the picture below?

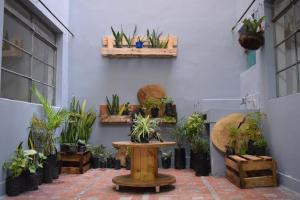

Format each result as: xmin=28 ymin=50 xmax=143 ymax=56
xmin=112 ymin=141 xmax=176 ymax=192
xmin=225 ymin=155 xmax=277 ymax=188
xmin=60 ymin=151 xmax=91 ymax=174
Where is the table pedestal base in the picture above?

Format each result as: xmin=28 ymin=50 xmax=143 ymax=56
xmin=112 ymin=173 xmax=176 ymax=192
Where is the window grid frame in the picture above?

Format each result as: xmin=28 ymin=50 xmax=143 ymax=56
xmin=274 ymin=0 xmax=300 ymax=96
xmin=1 ymin=1 xmax=57 ymax=105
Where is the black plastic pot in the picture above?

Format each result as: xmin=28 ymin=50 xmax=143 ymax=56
xmin=92 ymin=157 xmax=100 ymax=168
xmin=165 ymin=103 xmax=173 ymax=117
xmin=43 ymin=157 xmax=53 ymax=183
xmin=175 ymin=148 xmax=186 ymax=169
xmin=24 ymin=172 xmax=39 ymax=191
xmin=161 ymin=157 xmax=171 ymax=169
xmin=60 ymin=144 xmax=69 ymax=152
xmin=52 ymin=166 xmax=59 ymax=179
xmin=225 ymin=146 xmax=235 ymax=156
xmin=36 ymin=168 xmax=43 ymax=185
xmin=140 ymin=134 xmax=150 ymax=143
xmin=99 ymin=160 xmax=107 ymax=168
xmin=78 ymin=145 xmax=86 ymax=153
xmin=247 ymin=140 xmax=255 ymax=155
xmin=126 ymin=157 xmax=131 ymax=170
xmin=194 ymin=152 xmax=210 ymax=176
xmin=6 ymin=176 xmax=22 ymax=196
xmin=68 ymin=144 xmax=78 ymax=154
xmin=151 ymin=107 xmax=159 ymax=118
xmin=190 ymin=150 xmax=195 ymax=169
xmin=114 ymin=159 xmax=121 ymax=170
xmin=255 ymin=146 xmax=266 ymax=156
xmin=107 ymin=157 xmax=115 ymax=168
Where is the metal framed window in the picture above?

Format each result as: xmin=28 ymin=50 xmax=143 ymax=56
xmin=1 ymin=0 xmax=57 ymax=105
xmin=273 ymin=0 xmax=300 ymax=97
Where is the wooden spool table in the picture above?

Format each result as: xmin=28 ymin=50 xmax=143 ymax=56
xmin=112 ymin=141 xmax=176 ymax=192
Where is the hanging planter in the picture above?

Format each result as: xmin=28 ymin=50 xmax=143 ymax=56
xmin=238 ymin=17 xmax=265 ymax=50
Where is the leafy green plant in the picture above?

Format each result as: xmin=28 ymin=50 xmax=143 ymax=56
xmin=89 ymin=145 xmax=106 ymax=159
xmin=144 ymin=98 xmax=161 ymax=109
xmin=111 ymin=26 xmax=124 ymax=48
xmin=254 ymin=137 xmax=267 ymax=148
xmin=118 ymin=102 xmax=130 ymax=115
xmin=24 ymin=149 xmax=46 ymax=174
xmin=32 ymin=85 xmax=68 ymax=156
xmin=123 ymin=25 xmax=137 ymax=47
xmin=146 ymin=29 xmax=169 ymax=48
xmin=3 ymin=143 xmax=26 ymax=178
xmin=28 ymin=116 xmax=46 ymax=152
xmin=242 ymin=16 xmax=265 ymax=33
xmin=162 ymin=151 xmax=172 ymax=160
xmin=106 ymin=94 xmax=120 ymax=115
xmin=228 ymin=126 xmax=239 ymax=149
xmin=172 ymin=119 xmax=186 ymax=149
xmin=191 ymin=137 xmax=209 ymax=154
xmin=130 ymin=114 xmax=161 ymax=143
xmin=183 ymin=113 xmax=205 ymax=142
xmin=61 ymin=97 xmax=96 ymax=145
xmin=160 ymin=97 xmax=174 ymax=105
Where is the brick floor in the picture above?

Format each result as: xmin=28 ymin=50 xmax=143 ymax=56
xmin=4 ymin=169 xmax=300 ymax=200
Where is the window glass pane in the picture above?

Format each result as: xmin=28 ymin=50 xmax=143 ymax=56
xmin=32 ymin=59 xmax=55 ymax=86
xmin=2 ymin=42 xmax=31 ymax=76
xmin=3 ymin=12 xmax=32 ymax=51
xmin=277 ymin=65 xmax=298 ymax=97
xmin=5 ymin=0 xmax=31 ymax=22
xmin=296 ymin=2 xmax=300 ymax=29
xmin=1 ymin=71 xmax=30 ymax=101
xmin=33 ymin=19 xmax=55 ymax=44
xmin=31 ymin=82 xmax=54 ymax=105
xmin=276 ymin=37 xmax=296 ymax=71
xmin=33 ymin=37 xmax=55 ymax=66
xmin=274 ymin=0 xmax=291 ymax=16
xmin=275 ymin=8 xmax=295 ymax=44
xmin=297 ymin=33 xmax=300 ymax=61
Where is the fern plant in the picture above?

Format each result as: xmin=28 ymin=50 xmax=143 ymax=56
xmin=32 ymin=85 xmax=68 ymax=156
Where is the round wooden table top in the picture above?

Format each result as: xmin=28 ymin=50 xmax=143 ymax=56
xmin=112 ymin=141 xmax=176 ymax=148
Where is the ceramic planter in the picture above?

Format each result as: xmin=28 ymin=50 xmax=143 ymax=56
xmin=135 ymin=41 xmax=144 ymax=48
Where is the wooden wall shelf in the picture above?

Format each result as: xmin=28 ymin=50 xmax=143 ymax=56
xmin=99 ymin=104 xmax=177 ymax=125
xmin=101 ymin=36 xmax=177 ymax=58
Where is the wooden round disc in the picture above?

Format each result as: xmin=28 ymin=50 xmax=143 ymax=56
xmin=211 ymin=113 xmax=245 ymax=153
xmin=112 ymin=173 xmax=176 ymax=188
xmin=137 ymin=84 xmax=166 ymax=105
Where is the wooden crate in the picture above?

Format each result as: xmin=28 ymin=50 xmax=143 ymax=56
xmin=225 ymin=155 xmax=277 ymax=189
xmin=60 ymin=151 xmax=91 ymax=174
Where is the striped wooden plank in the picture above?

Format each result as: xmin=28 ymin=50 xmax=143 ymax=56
xmin=241 ymin=155 xmax=263 ymax=161
xmin=229 ymin=155 xmax=247 ymax=162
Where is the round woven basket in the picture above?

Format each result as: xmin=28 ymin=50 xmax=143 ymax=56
xmin=239 ymin=32 xmax=264 ymax=50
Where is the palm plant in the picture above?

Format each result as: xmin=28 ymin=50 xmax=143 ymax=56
xmin=32 ymin=85 xmax=68 ymax=156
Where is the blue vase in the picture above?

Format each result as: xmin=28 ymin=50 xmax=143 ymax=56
xmin=135 ymin=41 xmax=144 ymax=48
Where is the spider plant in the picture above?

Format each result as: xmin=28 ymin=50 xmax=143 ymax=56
xmin=32 ymin=85 xmax=68 ymax=156
xmin=123 ymin=25 xmax=137 ymax=47
xmin=111 ymin=26 xmax=124 ymax=48
xmin=130 ymin=114 xmax=160 ymax=143
xmin=146 ymin=29 xmax=169 ymax=48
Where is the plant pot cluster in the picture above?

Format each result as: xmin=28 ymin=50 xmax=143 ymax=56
xmin=60 ymin=142 xmax=87 ymax=154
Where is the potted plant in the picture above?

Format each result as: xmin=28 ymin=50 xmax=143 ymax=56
xmin=130 ymin=114 xmax=162 ymax=143
xmin=111 ymin=26 xmax=124 ymax=48
xmin=239 ymin=16 xmax=265 ymax=50
xmin=226 ymin=126 xmax=238 ymax=156
xmin=135 ymin=36 xmax=145 ymax=48
xmin=114 ymin=159 xmax=121 ymax=170
xmin=106 ymin=94 xmax=120 ymax=115
xmin=161 ymin=151 xmax=172 ymax=169
xmin=146 ymin=29 xmax=169 ymax=48
xmin=161 ymin=97 xmax=174 ymax=117
xmin=253 ymin=137 xmax=267 ymax=156
xmin=32 ymin=86 xmax=68 ymax=183
xmin=106 ymin=150 xmax=115 ymax=169
xmin=173 ymin=120 xmax=186 ymax=169
xmin=120 ymin=102 xmax=130 ymax=115
xmin=144 ymin=98 xmax=162 ymax=118
xmin=123 ymin=25 xmax=137 ymax=48
xmin=183 ymin=113 xmax=205 ymax=169
xmin=191 ymin=137 xmax=210 ymax=176
xmin=3 ymin=143 xmax=26 ymax=196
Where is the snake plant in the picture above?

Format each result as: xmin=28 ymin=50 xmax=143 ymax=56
xmin=146 ymin=29 xmax=169 ymax=48
xmin=111 ymin=26 xmax=124 ymax=48
xmin=123 ymin=25 xmax=137 ymax=47
xmin=106 ymin=94 xmax=119 ymax=115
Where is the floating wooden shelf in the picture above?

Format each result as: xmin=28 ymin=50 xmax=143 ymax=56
xmin=101 ymin=36 xmax=177 ymax=58
xmin=99 ymin=104 xmax=177 ymax=125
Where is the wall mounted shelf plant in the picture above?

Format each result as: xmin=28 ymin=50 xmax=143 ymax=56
xmin=101 ymin=27 xmax=177 ymax=58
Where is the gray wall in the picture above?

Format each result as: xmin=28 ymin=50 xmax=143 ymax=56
xmin=68 ymin=0 xmax=244 ymax=148
xmin=236 ymin=0 xmax=300 ymax=193
xmin=0 ymin=0 xmax=70 ymax=196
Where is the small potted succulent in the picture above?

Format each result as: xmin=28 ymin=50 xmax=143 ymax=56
xmin=239 ymin=16 xmax=265 ymax=50
xmin=130 ymin=115 xmax=162 ymax=143
xmin=135 ymin=36 xmax=145 ymax=48
xmin=161 ymin=97 xmax=174 ymax=117
xmin=144 ymin=98 xmax=162 ymax=118
xmin=161 ymin=151 xmax=172 ymax=169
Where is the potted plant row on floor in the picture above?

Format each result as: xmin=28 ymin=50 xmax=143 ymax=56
xmin=226 ymin=112 xmax=268 ymax=156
